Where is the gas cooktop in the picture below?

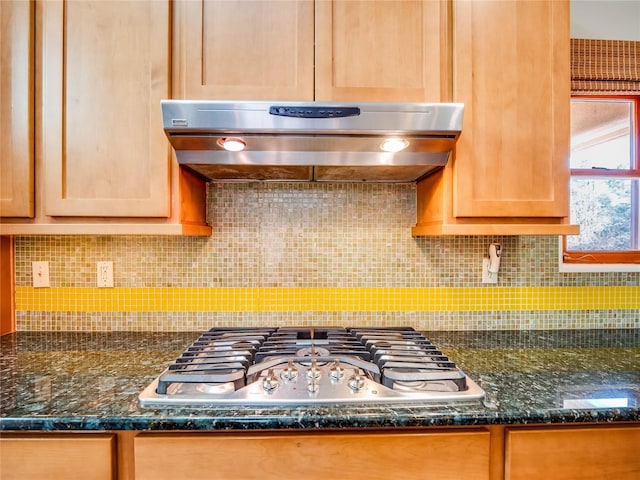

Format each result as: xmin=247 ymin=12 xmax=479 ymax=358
xmin=138 ymin=326 xmax=485 ymax=407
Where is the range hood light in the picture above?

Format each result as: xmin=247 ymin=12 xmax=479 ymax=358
xmin=380 ymin=138 xmax=409 ymax=153
xmin=217 ymin=137 xmax=246 ymax=152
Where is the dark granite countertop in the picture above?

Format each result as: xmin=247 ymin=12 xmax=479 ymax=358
xmin=1 ymin=329 xmax=638 ymax=431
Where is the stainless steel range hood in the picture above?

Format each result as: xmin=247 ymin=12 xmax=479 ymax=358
xmin=161 ymin=100 xmax=464 ymax=183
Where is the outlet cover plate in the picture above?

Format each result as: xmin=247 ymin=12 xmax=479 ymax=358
xmin=482 ymin=258 xmax=498 ymax=284
xmin=97 ymin=261 xmax=114 ymax=288
xmin=32 ymin=261 xmax=50 ymax=288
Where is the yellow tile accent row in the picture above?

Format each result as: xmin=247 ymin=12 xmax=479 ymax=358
xmin=14 ymin=286 xmax=640 ymax=312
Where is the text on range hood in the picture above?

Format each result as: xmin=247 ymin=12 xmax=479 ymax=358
xmin=162 ymin=100 xmax=464 ymax=183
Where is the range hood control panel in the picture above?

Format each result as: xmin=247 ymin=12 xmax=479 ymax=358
xmin=269 ymin=105 xmax=361 ymax=118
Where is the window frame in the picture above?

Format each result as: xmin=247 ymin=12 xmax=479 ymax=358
xmin=561 ymin=94 xmax=640 ymax=267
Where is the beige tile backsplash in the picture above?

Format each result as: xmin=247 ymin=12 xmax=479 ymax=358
xmin=14 ymin=183 xmax=639 ymax=331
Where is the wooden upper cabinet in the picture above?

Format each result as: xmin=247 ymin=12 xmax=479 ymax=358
xmin=315 ymin=0 xmax=448 ymax=102
xmin=0 ymin=0 xmax=34 ymax=218
xmin=0 ymin=0 xmax=209 ymax=234
xmin=453 ymin=0 xmax=569 ymax=218
xmin=40 ymin=0 xmax=170 ymax=217
xmin=173 ymin=0 xmax=447 ymax=102
xmin=413 ymin=0 xmax=578 ymax=235
xmin=172 ymin=0 xmax=314 ymax=100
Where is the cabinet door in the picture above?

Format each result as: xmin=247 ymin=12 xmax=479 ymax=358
xmin=452 ymin=0 xmax=570 ymax=217
xmin=40 ymin=0 xmax=170 ymax=217
xmin=315 ymin=0 xmax=448 ymax=102
xmin=505 ymin=426 xmax=640 ymax=480
xmin=173 ymin=0 xmax=314 ymax=100
xmin=135 ymin=430 xmax=490 ymax=480
xmin=0 ymin=434 xmax=115 ymax=480
xmin=0 ymin=0 xmax=34 ymax=218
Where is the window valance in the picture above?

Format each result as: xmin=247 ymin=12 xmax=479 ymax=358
xmin=571 ymin=38 xmax=640 ymax=94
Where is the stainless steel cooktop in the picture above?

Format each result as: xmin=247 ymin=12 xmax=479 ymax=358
xmin=139 ymin=326 xmax=485 ymax=408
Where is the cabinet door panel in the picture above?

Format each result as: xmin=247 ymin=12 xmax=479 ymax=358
xmin=452 ymin=0 xmax=570 ymax=217
xmin=41 ymin=0 xmax=170 ymax=217
xmin=173 ymin=0 xmax=314 ymax=100
xmin=315 ymin=0 xmax=448 ymax=102
xmin=0 ymin=434 xmax=115 ymax=480
xmin=0 ymin=0 xmax=34 ymax=218
xmin=135 ymin=430 xmax=490 ymax=480
xmin=505 ymin=426 xmax=640 ymax=480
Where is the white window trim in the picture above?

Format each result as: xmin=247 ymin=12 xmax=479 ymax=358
xmin=558 ymin=237 xmax=640 ymax=272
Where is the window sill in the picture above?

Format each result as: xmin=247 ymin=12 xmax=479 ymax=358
xmin=558 ymin=239 xmax=640 ymax=272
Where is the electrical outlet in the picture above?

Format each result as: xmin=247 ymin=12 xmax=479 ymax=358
xmin=481 ymin=258 xmax=498 ymax=284
xmin=97 ymin=261 xmax=114 ymax=288
xmin=32 ymin=261 xmax=50 ymax=288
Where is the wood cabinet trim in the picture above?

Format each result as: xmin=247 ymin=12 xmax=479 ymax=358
xmin=0 ymin=236 xmax=15 ymax=335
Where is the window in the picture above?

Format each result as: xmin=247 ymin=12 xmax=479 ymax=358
xmin=562 ymin=96 xmax=640 ymax=266
xmin=561 ymin=39 xmax=640 ymax=270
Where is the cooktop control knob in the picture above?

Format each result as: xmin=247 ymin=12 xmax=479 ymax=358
xmin=262 ymin=368 xmax=279 ymax=392
xmin=282 ymin=359 xmax=298 ymax=381
xmin=307 ymin=377 xmax=319 ymax=393
xmin=348 ymin=369 xmax=365 ymax=392
xmin=330 ymin=360 xmax=345 ymax=380
xmin=306 ymin=359 xmax=321 ymax=380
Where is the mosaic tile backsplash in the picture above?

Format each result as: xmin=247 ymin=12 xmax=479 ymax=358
xmin=14 ymin=183 xmax=640 ymax=331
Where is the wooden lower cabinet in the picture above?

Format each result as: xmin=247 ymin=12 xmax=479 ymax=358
xmin=133 ymin=429 xmax=491 ymax=480
xmin=505 ymin=425 xmax=640 ymax=480
xmin=0 ymin=433 xmax=115 ymax=480
xmin=2 ymin=424 xmax=639 ymax=479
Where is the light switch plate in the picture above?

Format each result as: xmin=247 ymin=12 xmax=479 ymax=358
xmin=32 ymin=261 xmax=50 ymax=288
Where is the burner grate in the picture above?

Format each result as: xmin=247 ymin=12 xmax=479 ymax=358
xmin=155 ymin=327 xmax=274 ymax=394
xmin=350 ymin=328 xmax=470 ymax=391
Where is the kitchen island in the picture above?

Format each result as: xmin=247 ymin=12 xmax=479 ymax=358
xmin=1 ymin=329 xmax=639 ymax=479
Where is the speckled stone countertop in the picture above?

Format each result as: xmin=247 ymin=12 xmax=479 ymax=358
xmin=1 ymin=329 xmax=638 ymax=431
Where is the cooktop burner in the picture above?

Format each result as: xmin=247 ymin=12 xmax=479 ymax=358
xmin=138 ymin=327 xmax=485 ymax=407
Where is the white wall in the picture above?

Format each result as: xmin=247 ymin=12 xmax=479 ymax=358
xmin=571 ymin=0 xmax=640 ymax=40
